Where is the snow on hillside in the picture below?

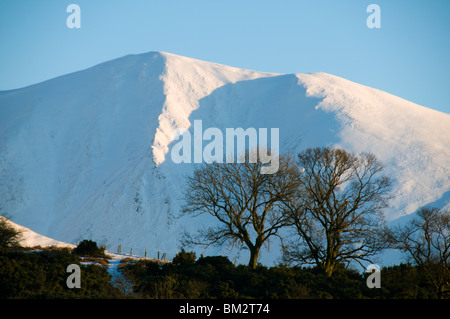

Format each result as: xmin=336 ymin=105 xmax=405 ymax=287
xmin=152 ymin=52 xmax=277 ymax=166
xmin=1 ymin=216 xmax=75 ymax=249
xmin=297 ymin=72 xmax=450 ymax=220
xmin=0 ymin=51 xmax=449 ymax=266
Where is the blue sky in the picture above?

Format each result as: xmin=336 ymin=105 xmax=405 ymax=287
xmin=1 ymin=0 xmax=449 ymax=114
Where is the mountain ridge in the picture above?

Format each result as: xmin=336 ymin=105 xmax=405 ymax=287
xmin=1 ymin=51 xmax=449 ymax=265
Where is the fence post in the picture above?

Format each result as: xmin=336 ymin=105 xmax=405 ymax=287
xmin=118 ymin=244 xmax=121 ymax=253
xmin=130 ymin=248 xmax=133 ymax=255
xmin=145 ymin=246 xmax=147 ymax=258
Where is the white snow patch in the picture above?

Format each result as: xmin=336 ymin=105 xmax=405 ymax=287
xmin=2 ymin=216 xmax=75 ymax=249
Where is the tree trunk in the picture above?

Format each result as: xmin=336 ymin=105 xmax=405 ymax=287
xmin=324 ymin=263 xmax=334 ymax=277
xmin=248 ymin=246 xmax=261 ymax=269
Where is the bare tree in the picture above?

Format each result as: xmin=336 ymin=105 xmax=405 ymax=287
xmin=282 ymin=147 xmax=392 ymax=277
xmin=393 ymin=207 xmax=450 ymax=298
xmin=182 ymin=151 xmax=301 ymax=269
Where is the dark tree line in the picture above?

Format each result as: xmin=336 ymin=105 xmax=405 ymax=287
xmin=0 ymin=235 xmax=122 ymax=298
xmin=119 ymin=250 xmax=448 ymax=299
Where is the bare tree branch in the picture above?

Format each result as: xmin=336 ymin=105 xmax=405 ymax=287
xmin=282 ymin=147 xmax=392 ymax=277
xmin=182 ymin=150 xmax=301 ymax=269
xmin=393 ymin=207 xmax=450 ymax=298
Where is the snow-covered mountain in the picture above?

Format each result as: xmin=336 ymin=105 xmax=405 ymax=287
xmin=1 ymin=51 xmax=449 ymax=265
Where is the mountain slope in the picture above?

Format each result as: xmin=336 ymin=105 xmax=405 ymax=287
xmin=1 ymin=51 xmax=449 ymax=265
xmin=1 ymin=216 xmax=75 ymax=249
xmin=297 ymin=72 xmax=450 ymax=220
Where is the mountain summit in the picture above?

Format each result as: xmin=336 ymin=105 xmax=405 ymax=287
xmin=1 ymin=51 xmax=449 ymax=263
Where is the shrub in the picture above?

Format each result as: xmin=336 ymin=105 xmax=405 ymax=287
xmin=73 ymin=239 xmax=106 ymax=258
xmin=0 ymin=248 xmax=122 ymax=298
xmin=0 ymin=216 xmax=22 ymax=249
xmin=172 ymin=248 xmax=196 ymax=267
